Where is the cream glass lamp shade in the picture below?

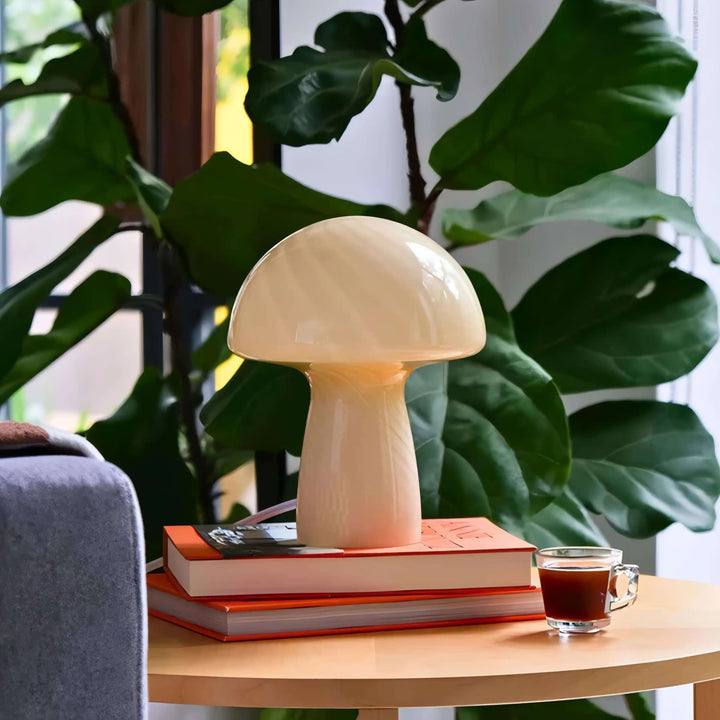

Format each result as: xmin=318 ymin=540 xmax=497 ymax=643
xmin=229 ymin=216 xmax=486 ymax=548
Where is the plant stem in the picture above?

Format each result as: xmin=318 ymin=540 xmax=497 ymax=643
xmin=412 ymin=0 xmax=446 ymax=21
xmin=81 ymin=13 xmax=143 ymax=165
xmin=85 ymin=12 xmax=215 ymax=522
xmin=384 ymin=0 xmax=430 ymax=230
xmin=384 ymin=0 xmax=405 ymax=42
xmin=159 ymin=244 xmax=216 ymax=524
xmin=398 ymin=84 xmax=428 ymax=217
xmin=421 ymin=182 xmax=443 ymax=233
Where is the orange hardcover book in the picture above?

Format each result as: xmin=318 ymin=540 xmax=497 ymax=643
xmin=163 ymin=518 xmax=536 ymax=598
xmin=147 ymin=571 xmax=544 ymax=642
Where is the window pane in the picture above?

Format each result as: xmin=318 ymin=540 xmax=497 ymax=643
xmin=213 ymin=2 xmax=250 ymax=391
xmin=7 ymin=202 xmax=142 ymax=293
xmin=3 ymin=2 xmax=142 ymax=293
xmin=216 ymin=461 xmax=257 ymax=519
xmin=213 ymin=305 xmax=241 ymax=390
xmin=5 ymin=0 xmax=79 ymax=162
xmin=10 ymin=309 xmax=142 ymax=431
xmin=215 ymin=0 xmax=252 ymax=163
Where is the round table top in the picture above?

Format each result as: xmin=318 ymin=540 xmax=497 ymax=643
xmin=148 ymin=574 xmax=720 ymax=709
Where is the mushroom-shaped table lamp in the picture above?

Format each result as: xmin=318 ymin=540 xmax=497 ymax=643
xmin=228 ymin=216 xmax=485 ymax=549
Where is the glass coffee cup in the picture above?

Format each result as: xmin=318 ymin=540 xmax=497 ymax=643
xmin=535 ymin=547 xmax=639 ymax=634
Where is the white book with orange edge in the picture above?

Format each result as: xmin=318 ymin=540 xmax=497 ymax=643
xmin=163 ymin=517 xmax=536 ymax=598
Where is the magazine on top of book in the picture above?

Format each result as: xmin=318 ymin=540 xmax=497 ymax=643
xmin=147 ymin=571 xmax=545 ymax=642
xmin=163 ymin=517 xmax=536 ymax=598
xmin=192 ymin=522 xmax=340 ymax=557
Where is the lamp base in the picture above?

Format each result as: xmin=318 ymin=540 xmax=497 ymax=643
xmin=296 ymin=363 xmax=422 ymax=549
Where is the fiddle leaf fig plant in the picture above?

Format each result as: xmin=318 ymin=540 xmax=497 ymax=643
xmin=511 ymin=236 xmax=719 ymax=393
xmin=1 ymin=0 xmax=719 ymax=717
xmin=442 ymin=172 xmax=720 ymax=259
xmin=427 ymin=0 xmax=697 ymax=195
xmin=245 ymin=12 xmax=459 ymax=145
xmin=406 ymin=270 xmax=571 ymax=527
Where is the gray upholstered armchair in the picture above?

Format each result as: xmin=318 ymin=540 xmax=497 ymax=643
xmin=0 ymin=422 xmax=147 ymax=719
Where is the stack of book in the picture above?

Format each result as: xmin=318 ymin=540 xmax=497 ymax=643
xmin=148 ymin=517 xmax=545 ymax=642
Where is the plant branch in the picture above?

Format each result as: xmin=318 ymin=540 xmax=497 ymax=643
xmin=81 ymin=12 xmax=143 ymax=165
xmin=384 ymin=0 xmax=405 ymax=41
xmin=398 ymin=84 xmax=427 ymax=216
xmin=425 ymin=182 xmax=443 ymax=206
xmin=159 ymin=242 xmax=216 ymax=524
xmin=384 ymin=0 xmax=430 ymax=230
xmin=420 ymin=182 xmax=443 ymax=230
xmin=411 ymin=0 xmax=446 ymax=21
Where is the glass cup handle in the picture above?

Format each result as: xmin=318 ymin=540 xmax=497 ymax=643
xmin=609 ymin=563 xmax=639 ymax=612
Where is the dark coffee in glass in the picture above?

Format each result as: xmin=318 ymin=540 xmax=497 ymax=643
xmin=535 ymin=547 xmax=639 ymax=634
xmin=538 ymin=566 xmax=611 ymax=622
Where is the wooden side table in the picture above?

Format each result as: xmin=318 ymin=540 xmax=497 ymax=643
xmin=148 ymin=575 xmax=720 ymax=718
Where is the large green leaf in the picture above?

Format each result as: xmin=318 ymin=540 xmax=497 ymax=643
xmin=393 ymin=16 xmax=460 ymax=102
xmin=406 ymin=362 xmax=458 ymax=516
xmin=200 ymin=361 xmax=310 ymax=458
xmin=245 ymin=12 xmax=458 ymax=146
xmin=429 ymin=0 xmax=696 ymax=194
xmin=512 ymin=236 xmax=718 ymax=393
xmin=0 ymin=43 xmax=106 ymax=106
xmin=523 ymin=487 xmax=607 ymax=549
xmin=570 ymin=400 xmax=720 ymax=538
xmin=87 ymin=368 xmax=198 ymax=558
xmin=0 ymin=215 xmax=120 ymax=379
xmin=126 ymin=158 xmax=171 ymax=237
xmin=0 ymin=97 xmax=135 ymax=216
xmin=0 ymin=271 xmax=130 ymax=404
xmin=160 ymin=152 xmax=407 ymax=298
xmin=457 ymin=699 xmax=627 ymax=720
xmin=0 ymin=23 xmax=88 ymax=65
xmin=443 ymin=173 xmax=720 ymax=264
xmin=407 ymin=269 xmax=570 ymax=529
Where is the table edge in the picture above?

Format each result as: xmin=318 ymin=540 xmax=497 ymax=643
xmin=149 ymin=649 xmax=720 ymax=708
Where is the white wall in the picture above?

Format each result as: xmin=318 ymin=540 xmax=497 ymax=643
xmin=654 ymin=1 xmax=720 ymax=717
xmin=655 ymin=0 xmax=720 ymax=586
